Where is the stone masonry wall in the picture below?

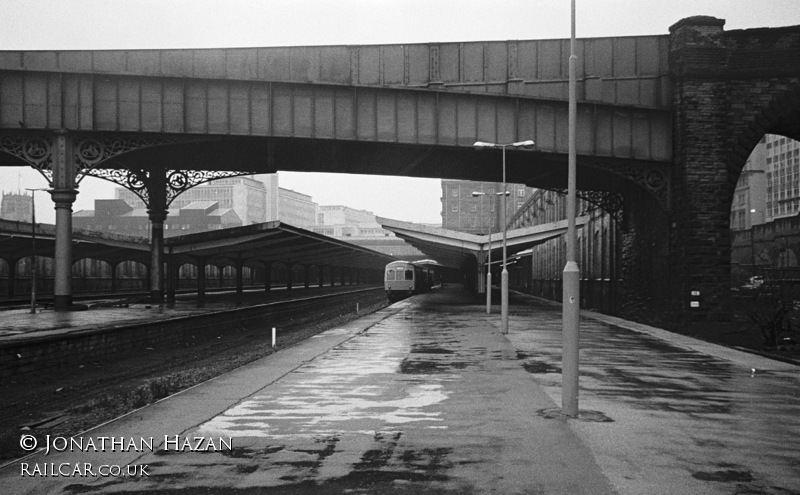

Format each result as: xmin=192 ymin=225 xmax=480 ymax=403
xmin=668 ymin=17 xmax=800 ymax=335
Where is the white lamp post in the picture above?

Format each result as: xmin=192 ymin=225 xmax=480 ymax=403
xmin=474 ymin=140 xmax=535 ymax=334
xmin=472 ymin=189 xmax=509 ymax=314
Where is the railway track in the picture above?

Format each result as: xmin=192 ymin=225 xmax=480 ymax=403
xmin=0 ymin=283 xmax=346 ymax=310
xmin=1 ymin=285 xmax=385 ymax=375
xmin=0 ymin=286 xmax=389 ymax=461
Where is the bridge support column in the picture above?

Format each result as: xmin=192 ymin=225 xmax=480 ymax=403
xmin=286 ymin=263 xmax=293 ymax=291
xmin=669 ymin=16 xmax=735 ymax=334
xmin=145 ymin=167 xmax=168 ymax=304
xmin=147 ymin=206 xmax=167 ymax=304
xmin=48 ymin=132 xmax=78 ymax=311
xmin=318 ymin=265 xmax=325 ymax=287
xmin=50 ymin=189 xmax=78 ymax=311
xmin=303 ymin=265 xmax=310 ymax=288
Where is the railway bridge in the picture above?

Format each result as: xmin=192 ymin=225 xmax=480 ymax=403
xmin=1 ymin=16 xmax=799 ymax=335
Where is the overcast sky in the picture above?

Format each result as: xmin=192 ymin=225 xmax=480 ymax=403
xmin=2 ymin=0 xmax=799 ymax=224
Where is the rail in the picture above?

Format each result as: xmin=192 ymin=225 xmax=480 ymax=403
xmin=0 ymin=286 xmax=385 ymax=377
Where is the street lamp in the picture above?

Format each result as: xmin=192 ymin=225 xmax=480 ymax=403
xmin=562 ymin=0 xmax=580 ymax=418
xmin=25 ymin=188 xmax=51 ymax=314
xmin=472 ymin=189 xmax=510 ymax=314
xmin=473 ymin=140 xmax=535 ymax=334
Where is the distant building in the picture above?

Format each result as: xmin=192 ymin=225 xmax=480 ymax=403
xmin=440 ymin=179 xmax=535 ymax=234
xmin=731 ymin=137 xmax=767 ymax=231
xmin=764 ymin=134 xmax=800 ymax=222
xmin=313 ymin=205 xmax=425 ymax=260
xmin=345 ymin=236 xmax=426 ymax=260
xmin=74 ymin=199 xmax=241 ymax=237
xmin=731 ymin=134 xmax=800 ymax=229
xmin=315 ymin=205 xmax=385 ymax=237
xmin=115 ymin=175 xmax=271 ymax=226
xmin=260 ymin=174 xmax=280 ymax=222
xmin=278 ymin=188 xmax=318 ymax=229
xmin=0 ymin=191 xmax=32 ymax=222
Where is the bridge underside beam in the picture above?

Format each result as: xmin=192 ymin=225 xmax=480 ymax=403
xmin=0 ymin=72 xmax=671 ymax=164
xmin=72 ymin=134 xmax=668 ymax=208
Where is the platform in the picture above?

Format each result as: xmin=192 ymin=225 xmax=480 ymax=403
xmin=1 ymin=285 xmax=798 ymax=494
xmin=0 ymin=285 xmax=369 ymax=342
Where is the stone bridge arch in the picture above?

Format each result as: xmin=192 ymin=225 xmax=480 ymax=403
xmin=663 ymin=17 xmax=800 ymax=334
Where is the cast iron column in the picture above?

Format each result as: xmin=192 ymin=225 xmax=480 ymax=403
xmin=49 ymin=132 xmax=78 ymax=311
xmin=236 ymin=261 xmax=244 ymax=296
xmin=147 ymin=210 xmax=167 ymax=303
xmin=264 ymin=261 xmax=272 ymax=293
xmin=166 ymin=254 xmax=176 ymax=302
xmin=110 ymin=262 xmax=118 ymax=293
xmin=146 ymin=167 xmax=168 ymax=304
xmin=197 ymin=258 xmax=207 ymax=301
xmin=8 ymin=259 xmax=17 ymax=299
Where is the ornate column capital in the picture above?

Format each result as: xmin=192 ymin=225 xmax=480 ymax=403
xmin=146 ymin=208 xmax=168 ymax=224
xmin=48 ymin=188 xmax=78 ymax=206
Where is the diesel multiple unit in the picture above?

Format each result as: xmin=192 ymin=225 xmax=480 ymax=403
xmin=384 ymin=260 xmax=435 ymax=302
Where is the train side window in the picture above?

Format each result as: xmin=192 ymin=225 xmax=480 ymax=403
xmin=405 ymin=270 xmax=414 ymax=280
xmin=386 ymin=270 xmax=395 ymax=280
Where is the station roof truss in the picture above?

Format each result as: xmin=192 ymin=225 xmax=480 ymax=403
xmin=166 ymin=221 xmax=398 ymax=270
xmin=0 ymin=219 xmax=397 ymax=271
xmin=377 ymin=216 xmax=589 ymax=270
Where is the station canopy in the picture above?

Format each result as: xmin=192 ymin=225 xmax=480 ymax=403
xmin=0 ymin=219 xmax=396 ymax=270
xmin=377 ymin=217 xmax=588 ymax=269
xmin=166 ymin=221 xmax=396 ymax=270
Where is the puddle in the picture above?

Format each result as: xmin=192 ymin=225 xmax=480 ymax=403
xmin=692 ymin=469 xmax=754 ymax=482
xmin=536 ymin=408 xmax=614 ymax=423
xmin=410 ymin=344 xmax=455 ymax=354
xmin=522 ymin=361 xmax=561 ymax=374
xmin=399 ymin=358 xmax=468 ymax=374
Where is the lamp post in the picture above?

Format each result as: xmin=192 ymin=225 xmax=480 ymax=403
xmin=562 ymin=0 xmax=581 ymax=417
xmin=472 ymin=190 xmax=501 ymax=314
xmin=474 ymin=140 xmax=535 ymax=334
xmin=25 ymin=188 xmax=51 ymax=314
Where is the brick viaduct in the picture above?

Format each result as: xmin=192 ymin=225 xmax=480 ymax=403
xmin=644 ymin=17 xmax=800 ymax=334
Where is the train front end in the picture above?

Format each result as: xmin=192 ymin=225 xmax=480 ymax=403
xmin=384 ymin=261 xmax=417 ymax=302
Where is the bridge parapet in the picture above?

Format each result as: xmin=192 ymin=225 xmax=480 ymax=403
xmin=0 ymin=35 xmax=671 ymax=109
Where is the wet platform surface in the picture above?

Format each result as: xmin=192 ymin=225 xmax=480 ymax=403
xmin=1 ymin=285 xmax=798 ymax=494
